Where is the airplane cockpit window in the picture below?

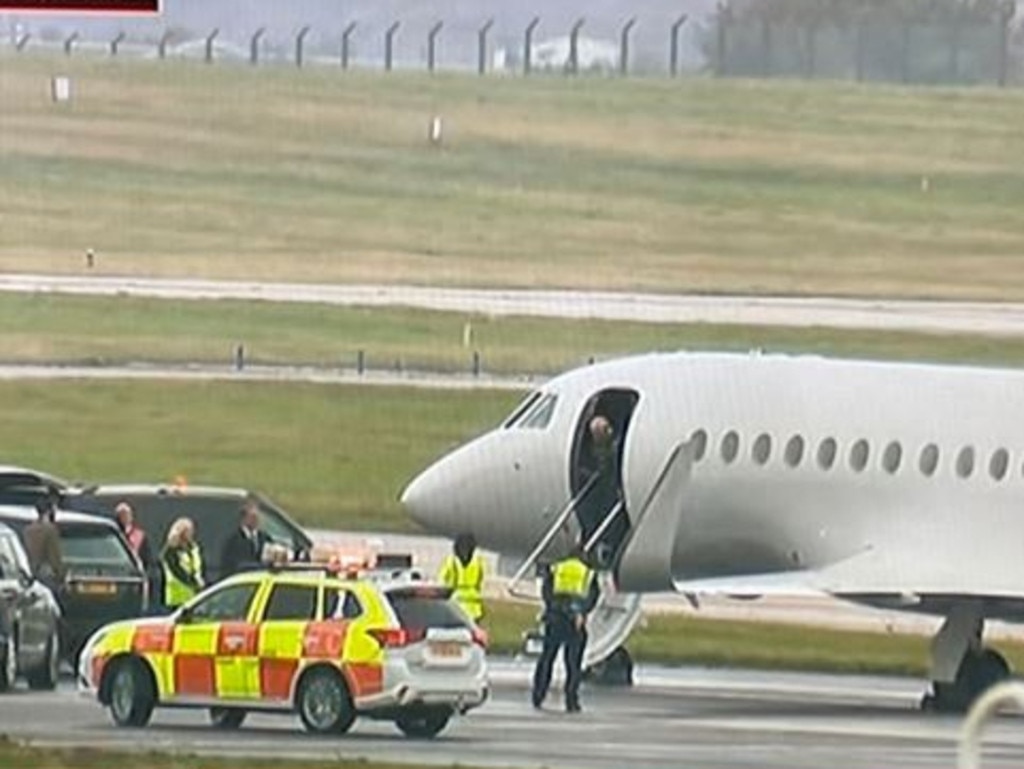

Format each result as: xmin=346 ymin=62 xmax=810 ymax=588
xmin=690 ymin=429 xmax=708 ymax=461
xmin=784 ymin=435 xmax=805 ymax=467
xmin=882 ymin=441 xmax=902 ymax=474
xmin=521 ymin=393 xmax=558 ymax=429
xmin=850 ymin=439 xmax=870 ymax=472
xmin=720 ymin=431 xmax=740 ymax=463
xmin=919 ymin=443 xmax=940 ymax=477
xmin=752 ymin=433 xmax=771 ymax=465
xmin=502 ymin=391 xmax=543 ymax=429
xmin=817 ymin=437 xmax=837 ymax=470
xmin=956 ymin=446 xmax=976 ymax=479
xmin=989 ymin=448 xmax=1009 ymax=481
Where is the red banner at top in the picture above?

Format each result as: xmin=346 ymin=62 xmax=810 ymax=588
xmin=0 ymin=0 xmax=159 ymax=12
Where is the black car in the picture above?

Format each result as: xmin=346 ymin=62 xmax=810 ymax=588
xmin=0 ymin=506 xmax=147 ymax=662
xmin=61 ymin=483 xmax=313 ymax=583
xmin=0 ymin=522 xmax=61 ymax=691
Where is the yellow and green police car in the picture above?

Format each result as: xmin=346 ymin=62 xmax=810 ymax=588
xmin=77 ymin=563 xmax=489 ymax=738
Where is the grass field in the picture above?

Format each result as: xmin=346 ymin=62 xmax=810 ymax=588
xmin=4 ymin=54 xmax=1024 ymax=299
xmin=7 ymin=292 xmax=1024 ymax=375
xmin=0 ymin=378 xmax=517 ymax=531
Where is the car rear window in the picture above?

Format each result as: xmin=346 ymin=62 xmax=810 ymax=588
xmin=61 ymin=525 xmax=137 ymax=573
xmin=386 ymin=590 xmax=469 ymax=629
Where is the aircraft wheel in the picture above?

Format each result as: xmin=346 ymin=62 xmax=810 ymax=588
xmin=922 ymin=647 xmax=1010 ymax=713
xmin=586 ymin=646 xmax=634 ymax=687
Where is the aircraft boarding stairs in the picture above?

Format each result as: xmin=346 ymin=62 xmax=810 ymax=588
xmin=507 ymin=441 xmax=693 ymax=682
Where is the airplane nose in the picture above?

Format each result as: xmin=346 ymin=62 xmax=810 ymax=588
xmin=400 ymin=459 xmax=461 ymax=537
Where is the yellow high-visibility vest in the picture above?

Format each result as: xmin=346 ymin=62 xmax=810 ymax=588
xmin=552 ymin=556 xmax=592 ymax=598
xmin=164 ymin=544 xmax=204 ymax=608
xmin=439 ymin=553 xmax=484 ymax=620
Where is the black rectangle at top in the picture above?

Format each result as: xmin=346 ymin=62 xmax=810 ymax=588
xmin=0 ymin=0 xmax=159 ymax=12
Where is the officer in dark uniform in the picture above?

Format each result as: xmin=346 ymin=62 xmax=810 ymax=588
xmin=531 ymin=546 xmax=600 ymax=713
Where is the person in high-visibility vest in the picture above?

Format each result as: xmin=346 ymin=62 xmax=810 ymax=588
xmin=439 ymin=533 xmax=485 ymax=622
xmin=531 ymin=546 xmax=599 ymax=713
xmin=161 ymin=516 xmax=204 ymax=610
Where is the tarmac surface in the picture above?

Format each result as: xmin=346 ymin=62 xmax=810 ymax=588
xmin=7 ymin=273 xmax=1024 ymax=336
xmin=5 ymin=662 xmax=1023 ymax=769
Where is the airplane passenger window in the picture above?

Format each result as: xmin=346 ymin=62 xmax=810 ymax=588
xmin=956 ymin=446 xmax=975 ymax=479
xmin=720 ymin=431 xmax=740 ymax=463
xmin=882 ymin=441 xmax=902 ymax=474
xmin=849 ymin=439 xmax=870 ymax=472
xmin=817 ymin=438 xmax=837 ymax=470
xmin=690 ymin=429 xmax=708 ymax=461
xmin=784 ymin=435 xmax=804 ymax=467
xmin=521 ymin=394 xmax=557 ymax=429
xmin=989 ymin=448 xmax=1009 ymax=481
xmin=919 ymin=443 xmax=940 ymax=477
xmin=752 ymin=433 xmax=771 ymax=465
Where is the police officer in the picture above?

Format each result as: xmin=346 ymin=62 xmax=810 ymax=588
xmin=531 ymin=546 xmax=599 ymax=713
xmin=439 ymin=533 xmax=485 ymax=622
xmin=161 ymin=516 xmax=204 ymax=610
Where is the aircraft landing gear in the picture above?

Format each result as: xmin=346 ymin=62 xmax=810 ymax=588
xmin=920 ymin=603 xmax=1010 ymax=713
xmin=585 ymin=645 xmax=634 ymax=687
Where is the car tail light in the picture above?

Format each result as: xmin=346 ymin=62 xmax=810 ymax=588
xmin=471 ymin=626 xmax=488 ymax=649
xmin=369 ymin=627 xmax=426 ymax=648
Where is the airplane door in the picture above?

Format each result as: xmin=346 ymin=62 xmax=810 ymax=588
xmin=569 ymin=388 xmax=640 ymax=568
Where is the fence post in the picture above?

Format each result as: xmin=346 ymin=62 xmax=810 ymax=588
xmin=250 ymin=27 xmax=265 ymax=65
xmin=296 ymin=25 xmax=310 ymax=68
xmin=110 ymin=31 xmax=126 ymax=56
xmin=384 ymin=21 xmax=399 ymax=72
xmin=158 ymin=30 xmax=171 ymax=59
xmin=523 ymin=16 xmax=540 ymax=75
xmin=472 ymin=351 xmax=481 ymax=377
xmin=205 ymin=28 xmax=219 ymax=64
xmin=997 ymin=0 xmax=1015 ymax=87
xmin=760 ymin=15 xmax=771 ymax=77
xmin=669 ymin=14 xmax=688 ymax=76
xmin=63 ymin=31 xmax=78 ymax=56
xmin=234 ymin=344 xmax=245 ymax=371
xmin=341 ymin=22 xmax=357 ymax=69
xmin=568 ymin=18 xmax=585 ymax=75
xmin=427 ymin=21 xmax=443 ymax=72
xmin=478 ymin=18 xmax=494 ymax=75
xmin=357 ymin=350 xmax=365 ymax=375
xmin=715 ymin=2 xmax=731 ymax=77
xmin=15 ymin=33 xmax=30 ymax=52
xmin=619 ymin=17 xmax=636 ymax=76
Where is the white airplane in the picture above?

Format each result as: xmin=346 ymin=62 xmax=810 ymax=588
xmin=401 ymin=350 xmax=1024 ymax=712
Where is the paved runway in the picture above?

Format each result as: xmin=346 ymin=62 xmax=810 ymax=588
xmin=5 ymin=663 xmax=1022 ymax=769
xmin=7 ymin=273 xmax=1024 ymax=336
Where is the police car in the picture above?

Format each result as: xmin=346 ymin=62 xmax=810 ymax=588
xmin=78 ymin=558 xmax=489 ymax=738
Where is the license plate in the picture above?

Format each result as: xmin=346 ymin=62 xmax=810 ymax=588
xmin=428 ymin=641 xmax=463 ymax=658
xmin=76 ymin=581 xmax=117 ymax=596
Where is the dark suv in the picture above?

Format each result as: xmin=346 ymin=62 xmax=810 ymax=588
xmin=0 ymin=522 xmax=61 ymax=691
xmin=0 ymin=507 xmax=147 ymax=661
xmin=61 ymin=484 xmax=313 ymax=582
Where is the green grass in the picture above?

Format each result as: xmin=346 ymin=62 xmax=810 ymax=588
xmin=9 ymin=292 xmax=1024 ymax=376
xmin=0 ymin=379 xmax=518 ymax=531
xmin=4 ymin=54 xmax=1024 ymax=298
xmin=484 ymin=601 xmax=1024 ymax=677
xmin=0 ymin=738 xmax=490 ymax=769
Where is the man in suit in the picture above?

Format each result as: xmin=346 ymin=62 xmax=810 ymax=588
xmin=219 ymin=499 xmax=271 ymax=579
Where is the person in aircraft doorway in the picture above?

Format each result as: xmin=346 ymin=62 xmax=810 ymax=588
xmin=580 ymin=415 xmax=624 ymax=568
xmin=531 ymin=545 xmax=600 ymax=713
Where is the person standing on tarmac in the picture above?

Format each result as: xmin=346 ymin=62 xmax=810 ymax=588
xmin=23 ymin=496 xmax=65 ymax=595
xmin=531 ymin=545 xmax=599 ymax=713
xmin=439 ymin=533 xmax=485 ymax=623
xmin=161 ymin=517 xmax=204 ymax=610
xmin=220 ymin=499 xmax=272 ymax=579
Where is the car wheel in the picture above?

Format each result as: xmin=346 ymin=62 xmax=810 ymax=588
xmin=108 ymin=659 xmax=155 ymax=728
xmin=26 ymin=628 xmax=58 ymax=691
xmin=395 ymin=708 xmax=451 ymax=739
xmin=0 ymin=633 xmax=16 ymax=692
xmin=209 ymin=707 xmax=247 ymax=729
xmin=296 ymin=668 xmax=355 ymax=735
